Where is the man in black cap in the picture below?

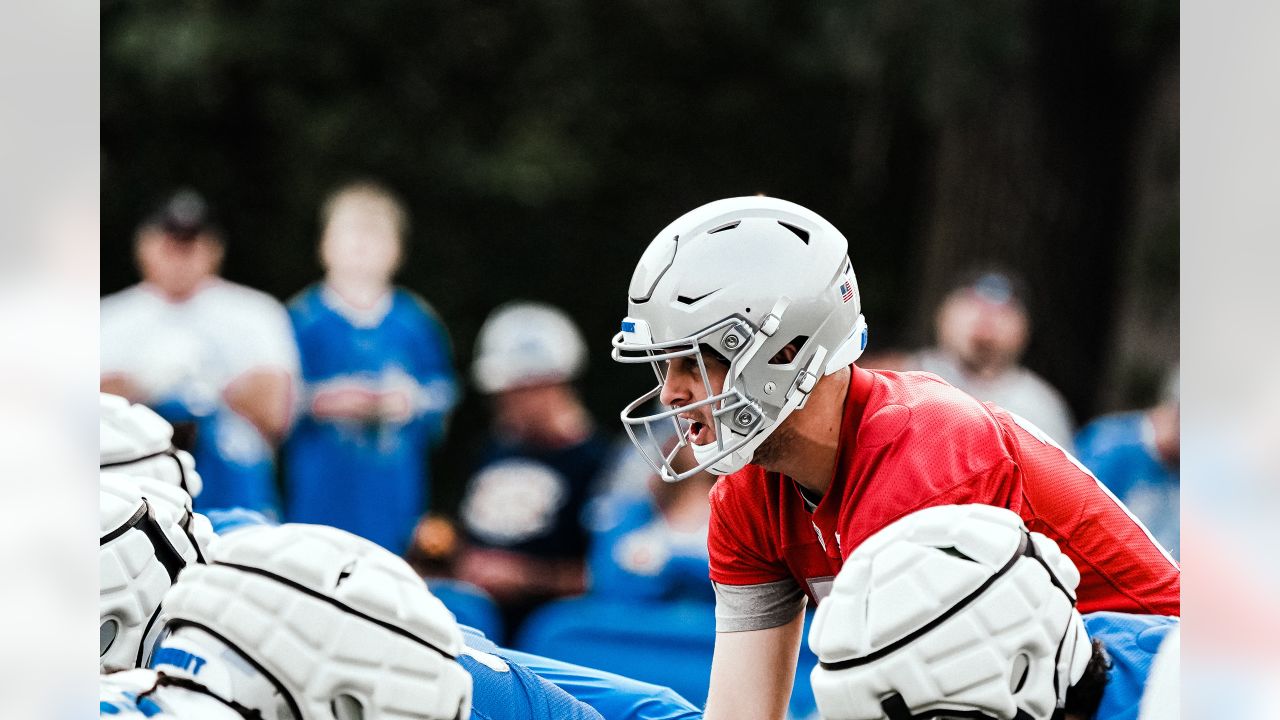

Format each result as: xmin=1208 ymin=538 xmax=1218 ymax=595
xmin=100 ymin=189 xmax=299 ymax=516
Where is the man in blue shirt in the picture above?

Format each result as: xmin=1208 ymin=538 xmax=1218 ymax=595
xmin=1076 ymin=370 xmax=1179 ymax=558
xmin=285 ymin=180 xmax=458 ymax=554
xmin=586 ymin=441 xmax=716 ymax=604
xmin=101 ymin=190 xmax=299 ymax=515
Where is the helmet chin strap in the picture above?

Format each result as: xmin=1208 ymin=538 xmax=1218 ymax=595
xmin=695 ymin=346 xmax=829 ymax=476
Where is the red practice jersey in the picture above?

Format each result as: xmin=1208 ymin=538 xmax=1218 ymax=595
xmin=708 ymin=366 xmax=1180 ymax=619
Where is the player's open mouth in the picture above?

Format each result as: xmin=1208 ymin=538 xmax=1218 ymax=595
xmin=688 ymin=420 xmax=712 ymax=445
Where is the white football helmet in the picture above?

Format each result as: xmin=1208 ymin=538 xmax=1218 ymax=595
xmin=472 ymin=301 xmax=587 ymax=394
xmin=100 ymin=393 xmax=203 ymax=498
xmin=612 ymin=197 xmax=867 ymax=480
xmin=149 ymin=523 xmax=473 ymax=720
xmin=808 ymin=504 xmax=1091 ymax=720
xmin=100 ymin=472 xmax=208 ymax=671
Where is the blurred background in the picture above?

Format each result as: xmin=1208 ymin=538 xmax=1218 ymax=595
xmin=102 ymin=0 xmax=1179 ymax=485
xmin=98 ymin=1 xmax=1183 ymax=714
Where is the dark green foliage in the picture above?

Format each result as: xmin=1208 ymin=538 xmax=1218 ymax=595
xmin=102 ymin=0 xmax=1177 ymax=509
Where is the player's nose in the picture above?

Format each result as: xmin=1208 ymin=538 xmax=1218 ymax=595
xmin=659 ymin=369 xmax=689 ymax=409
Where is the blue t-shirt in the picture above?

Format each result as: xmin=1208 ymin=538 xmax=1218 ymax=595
xmin=1075 ymin=412 xmax=1179 ymax=558
xmin=149 ymin=400 xmax=280 ymax=517
xmin=462 ymin=626 xmax=702 ymax=720
xmin=1083 ymin=612 xmax=1179 ymax=720
xmin=586 ymin=494 xmax=714 ymax=603
xmin=285 ymin=285 xmax=457 ymax=554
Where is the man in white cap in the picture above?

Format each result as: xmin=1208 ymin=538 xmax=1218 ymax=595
xmin=456 ymin=301 xmax=611 ymax=634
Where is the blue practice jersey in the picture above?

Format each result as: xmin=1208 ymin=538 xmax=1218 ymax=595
xmin=462 ymin=626 xmax=703 ymax=720
xmin=1083 ymin=612 xmax=1179 ymax=720
xmin=586 ymin=493 xmax=714 ymax=603
xmin=149 ymin=400 xmax=282 ymax=516
xmin=285 ymin=285 xmax=457 ymax=554
xmin=1075 ymin=412 xmax=1179 ymax=558
xmin=462 ymin=651 xmax=605 ymax=720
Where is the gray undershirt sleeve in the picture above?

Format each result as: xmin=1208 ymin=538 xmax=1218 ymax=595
xmin=713 ymin=578 xmax=807 ymax=633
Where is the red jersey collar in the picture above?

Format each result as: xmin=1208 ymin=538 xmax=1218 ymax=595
xmin=806 ymin=364 xmax=875 ymax=526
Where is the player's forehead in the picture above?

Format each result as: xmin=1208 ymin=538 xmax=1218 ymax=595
xmin=664 ymin=345 xmax=728 ymax=371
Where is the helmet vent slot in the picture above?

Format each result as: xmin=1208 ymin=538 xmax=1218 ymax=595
xmin=938 ymin=546 xmax=978 ymax=563
xmin=335 ymin=562 xmax=356 ymax=587
xmin=708 ymin=221 xmax=741 ymax=234
xmin=1010 ymin=653 xmax=1031 ymax=693
xmin=100 ymin=618 xmax=120 ymax=656
xmin=331 ymin=693 xmax=365 ymax=720
xmin=677 ymin=289 xmax=720 ymax=305
xmin=777 ymin=221 xmax=810 ymax=244
xmin=768 ymin=337 xmax=807 ymax=365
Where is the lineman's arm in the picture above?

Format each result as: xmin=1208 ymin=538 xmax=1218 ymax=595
xmin=703 ymin=609 xmax=805 ymax=720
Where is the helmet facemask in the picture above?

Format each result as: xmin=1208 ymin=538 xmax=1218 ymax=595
xmin=615 ymin=314 xmax=772 ymax=481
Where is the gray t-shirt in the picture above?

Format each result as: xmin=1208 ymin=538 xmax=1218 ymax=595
xmin=910 ymin=349 xmax=1076 ymax=453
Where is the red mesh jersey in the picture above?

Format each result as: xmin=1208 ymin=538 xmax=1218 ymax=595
xmin=708 ymin=366 xmax=1180 ymax=616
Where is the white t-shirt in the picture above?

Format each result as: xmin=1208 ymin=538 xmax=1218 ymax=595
xmin=100 ymin=279 xmax=300 ymax=464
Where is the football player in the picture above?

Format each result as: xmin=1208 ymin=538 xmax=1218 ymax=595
xmin=611 ymin=197 xmax=1179 ymax=720
xmin=108 ymin=523 xmax=602 ymax=719
xmin=99 ymin=399 xmax=701 ymax=720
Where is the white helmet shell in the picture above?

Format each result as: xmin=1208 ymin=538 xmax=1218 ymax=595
xmin=100 ymin=393 xmax=203 ymax=498
xmin=809 ymin=504 xmax=1091 ymax=720
xmin=613 ymin=197 xmax=867 ymax=480
xmin=100 ymin=472 xmax=206 ymax=671
xmin=471 ymin=301 xmax=587 ymax=394
xmin=156 ymin=523 xmax=473 ymax=720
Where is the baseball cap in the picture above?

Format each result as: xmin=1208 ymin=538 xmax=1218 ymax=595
xmin=949 ymin=267 xmax=1028 ymax=309
xmin=147 ymin=189 xmax=217 ymax=242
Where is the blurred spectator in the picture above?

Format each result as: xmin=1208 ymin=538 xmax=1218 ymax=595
xmin=284 ymin=180 xmax=458 ymax=555
xmin=100 ymin=189 xmax=298 ymax=514
xmin=909 ymin=268 xmax=1076 ymax=450
xmin=1075 ymin=368 xmax=1180 ymax=559
xmin=455 ymin=302 xmax=610 ymax=637
xmin=586 ymin=441 xmax=716 ymax=603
